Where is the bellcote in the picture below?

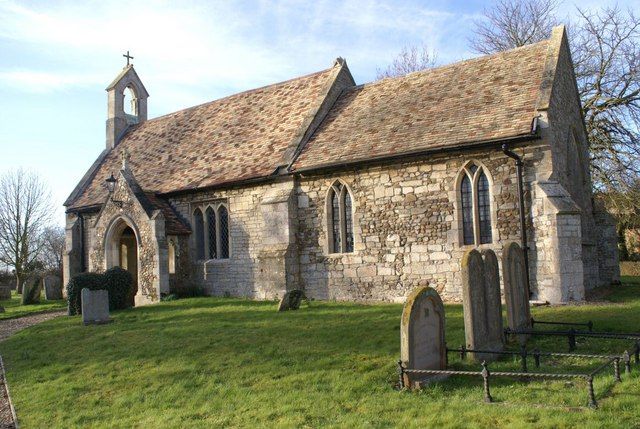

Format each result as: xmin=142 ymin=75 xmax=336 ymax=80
xmin=106 ymin=65 xmax=149 ymax=150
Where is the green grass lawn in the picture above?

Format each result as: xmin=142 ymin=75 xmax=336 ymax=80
xmin=1 ymin=280 xmax=639 ymax=428
xmin=0 ymin=291 xmax=66 ymax=320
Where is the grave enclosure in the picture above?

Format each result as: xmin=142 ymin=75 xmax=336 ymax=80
xmin=397 ymin=242 xmax=637 ymax=408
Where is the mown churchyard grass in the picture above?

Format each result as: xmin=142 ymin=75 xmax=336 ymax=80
xmin=1 ymin=278 xmax=639 ymax=428
xmin=0 ymin=291 xmax=66 ymax=320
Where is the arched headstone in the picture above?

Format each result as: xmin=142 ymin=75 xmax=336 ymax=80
xmin=400 ymin=286 xmax=446 ymax=387
xmin=461 ymin=248 xmax=505 ymax=360
xmin=482 ymin=249 xmax=504 ymax=351
xmin=43 ymin=275 xmax=63 ymax=300
xmin=502 ymin=242 xmax=531 ymax=333
xmin=461 ymin=249 xmax=488 ymax=357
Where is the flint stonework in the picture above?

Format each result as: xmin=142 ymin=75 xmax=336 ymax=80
xmin=43 ymin=275 xmax=63 ymax=300
xmin=81 ymin=288 xmax=110 ymax=325
xmin=400 ymin=286 xmax=446 ymax=388
xmin=502 ymin=242 xmax=531 ymax=333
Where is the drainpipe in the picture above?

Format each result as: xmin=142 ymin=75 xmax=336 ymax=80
xmin=501 ymin=144 xmax=531 ymax=297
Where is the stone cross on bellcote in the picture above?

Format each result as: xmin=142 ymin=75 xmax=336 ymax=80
xmin=123 ymin=51 xmax=134 ymax=66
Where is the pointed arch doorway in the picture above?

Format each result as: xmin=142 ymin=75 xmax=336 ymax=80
xmin=105 ymin=217 xmax=140 ymax=306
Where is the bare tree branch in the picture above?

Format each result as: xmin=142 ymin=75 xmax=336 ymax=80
xmin=0 ymin=169 xmax=53 ymax=290
xmin=469 ymin=2 xmax=640 ymax=224
xmin=376 ymin=45 xmax=437 ymax=79
xmin=469 ymin=0 xmax=559 ymax=54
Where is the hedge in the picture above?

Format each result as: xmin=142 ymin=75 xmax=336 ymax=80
xmin=66 ymin=267 xmax=133 ymax=315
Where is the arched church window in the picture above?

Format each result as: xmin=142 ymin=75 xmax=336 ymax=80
xmin=206 ymin=207 xmax=217 ymax=259
xmin=457 ymin=162 xmax=494 ymax=246
xmin=218 ymin=205 xmax=229 ymax=259
xmin=327 ymin=181 xmax=355 ymax=254
xmin=193 ymin=208 xmax=205 ymax=260
xmin=477 ymin=172 xmax=492 ymax=244
xmin=461 ymin=175 xmax=474 ymax=245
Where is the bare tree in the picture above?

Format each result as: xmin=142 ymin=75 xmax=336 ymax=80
xmin=0 ymin=169 xmax=53 ymax=292
xmin=470 ymin=3 xmax=640 ymax=221
xmin=469 ymin=0 xmax=559 ymax=54
xmin=40 ymin=226 xmax=65 ymax=278
xmin=573 ymin=7 xmax=640 ymax=205
xmin=376 ymin=45 xmax=437 ymax=80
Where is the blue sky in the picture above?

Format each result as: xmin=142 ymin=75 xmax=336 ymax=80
xmin=0 ymin=0 xmax=634 ymax=225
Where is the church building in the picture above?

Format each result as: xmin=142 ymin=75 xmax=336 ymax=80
xmin=64 ymin=26 xmax=619 ymax=306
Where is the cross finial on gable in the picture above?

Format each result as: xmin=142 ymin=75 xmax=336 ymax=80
xmin=123 ymin=50 xmax=134 ymax=66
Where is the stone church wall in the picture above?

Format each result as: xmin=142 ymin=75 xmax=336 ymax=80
xmin=542 ymin=28 xmax=606 ymax=291
xmin=295 ymin=143 xmax=549 ymax=302
xmin=168 ymin=178 xmax=299 ymax=299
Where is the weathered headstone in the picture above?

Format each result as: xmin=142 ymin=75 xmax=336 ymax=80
xmin=400 ymin=286 xmax=446 ymax=388
xmin=482 ymin=249 xmax=504 ymax=351
xmin=278 ymin=289 xmax=305 ymax=311
xmin=502 ymin=242 xmax=532 ymax=337
xmin=81 ymin=288 xmax=110 ymax=325
xmin=21 ymin=275 xmax=42 ymax=305
xmin=43 ymin=275 xmax=63 ymax=300
xmin=0 ymin=285 xmax=10 ymax=301
xmin=461 ymin=249 xmax=489 ymax=358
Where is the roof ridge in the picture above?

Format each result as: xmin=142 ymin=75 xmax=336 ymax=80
xmin=141 ymin=66 xmax=336 ymax=125
xmin=353 ymin=39 xmax=549 ymax=92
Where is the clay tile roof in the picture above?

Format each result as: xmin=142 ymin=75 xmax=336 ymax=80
xmin=143 ymin=192 xmax=191 ymax=235
xmin=68 ymin=67 xmax=337 ymax=209
xmin=292 ymin=40 xmax=550 ymax=171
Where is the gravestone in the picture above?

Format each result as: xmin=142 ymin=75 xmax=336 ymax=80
xmin=81 ymin=288 xmax=110 ymax=325
xmin=278 ymin=289 xmax=305 ymax=311
xmin=482 ymin=249 xmax=504 ymax=351
xmin=400 ymin=286 xmax=446 ymax=388
xmin=461 ymin=249 xmax=504 ymax=361
xmin=502 ymin=242 xmax=532 ymax=337
xmin=0 ymin=284 xmax=10 ymax=301
xmin=43 ymin=275 xmax=63 ymax=300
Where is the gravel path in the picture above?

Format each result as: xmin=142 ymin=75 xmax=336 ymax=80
xmin=0 ymin=310 xmax=66 ymax=428
xmin=0 ymin=310 xmax=66 ymax=342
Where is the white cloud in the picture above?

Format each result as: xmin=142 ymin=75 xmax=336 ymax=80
xmin=0 ymin=0 xmax=468 ymax=100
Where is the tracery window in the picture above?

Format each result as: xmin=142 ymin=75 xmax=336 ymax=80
xmin=458 ymin=162 xmax=493 ymax=246
xmin=327 ymin=181 xmax=355 ymax=254
xmin=193 ymin=203 xmax=230 ymax=260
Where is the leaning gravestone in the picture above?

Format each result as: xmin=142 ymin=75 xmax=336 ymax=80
xmin=278 ymin=289 xmax=305 ymax=311
xmin=502 ymin=242 xmax=532 ymax=337
xmin=400 ymin=286 xmax=446 ymax=388
xmin=43 ymin=275 xmax=63 ymax=300
xmin=81 ymin=288 xmax=110 ymax=325
xmin=461 ymin=249 xmax=504 ymax=361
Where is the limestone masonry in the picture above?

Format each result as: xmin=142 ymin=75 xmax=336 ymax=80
xmin=63 ymin=26 xmax=619 ymax=306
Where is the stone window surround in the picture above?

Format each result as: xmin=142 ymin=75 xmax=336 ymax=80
xmin=325 ymin=179 xmax=357 ymax=256
xmin=453 ymin=160 xmax=498 ymax=248
xmin=190 ymin=200 xmax=231 ymax=262
xmin=167 ymin=236 xmax=177 ymax=274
